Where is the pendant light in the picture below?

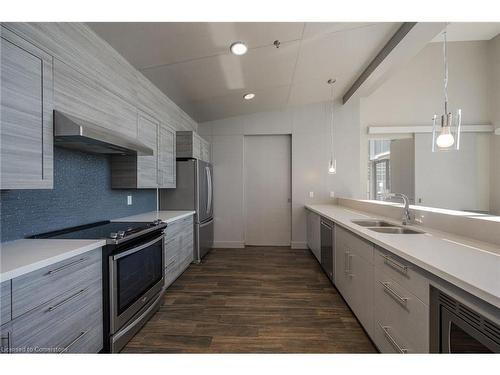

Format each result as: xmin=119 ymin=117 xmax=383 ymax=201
xmin=327 ymin=79 xmax=337 ymax=174
xmin=432 ymin=27 xmax=462 ymax=152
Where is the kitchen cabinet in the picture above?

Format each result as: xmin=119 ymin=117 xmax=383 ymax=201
xmin=0 ymin=26 xmax=53 ymax=189
xmin=164 ymin=216 xmax=194 ymax=288
xmin=334 ymin=226 xmax=374 ymax=337
xmin=176 ymin=131 xmax=211 ymax=162
xmin=331 ymin=222 xmax=431 ymax=353
xmin=373 ymin=266 xmax=429 ymax=353
xmin=111 ymin=113 xmax=177 ymax=189
xmin=158 ymin=123 xmax=176 ymax=188
xmin=1 ymin=281 xmax=11 ymax=325
xmin=306 ymin=210 xmax=321 ymax=262
xmin=3 ymin=248 xmax=103 ymax=353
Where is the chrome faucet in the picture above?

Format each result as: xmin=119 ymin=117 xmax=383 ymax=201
xmin=385 ymin=193 xmax=412 ymax=225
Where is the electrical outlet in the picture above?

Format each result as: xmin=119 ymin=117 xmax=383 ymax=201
xmin=309 ymin=191 xmax=314 ymax=198
xmin=330 ymin=191 xmax=335 ymax=199
xmin=127 ymin=195 xmax=133 ymax=206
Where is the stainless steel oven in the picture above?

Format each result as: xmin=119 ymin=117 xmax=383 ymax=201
xmin=430 ymin=286 xmax=500 ymax=353
xmin=109 ymin=233 xmax=164 ymax=351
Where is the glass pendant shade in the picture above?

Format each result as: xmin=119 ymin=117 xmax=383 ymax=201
xmin=328 ymin=158 xmax=337 ymax=174
xmin=432 ymin=28 xmax=462 ymax=152
xmin=432 ymin=109 xmax=462 ymax=152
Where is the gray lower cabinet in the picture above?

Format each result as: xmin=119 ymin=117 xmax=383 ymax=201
xmin=0 ymin=26 xmax=53 ymax=190
xmin=164 ymin=216 xmax=194 ymax=288
xmin=306 ymin=210 xmax=321 ymax=261
xmin=1 ymin=281 xmax=11 ymax=326
xmin=332 ymin=222 xmax=430 ymax=353
xmin=334 ymin=226 xmax=374 ymax=337
xmin=176 ymin=131 xmax=210 ymax=162
xmin=1 ymin=248 xmax=103 ymax=354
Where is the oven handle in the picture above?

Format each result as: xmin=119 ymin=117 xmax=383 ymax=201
xmin=112 ymin=234 xmax=165 ymax=261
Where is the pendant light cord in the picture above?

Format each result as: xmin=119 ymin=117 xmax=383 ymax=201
xmin=330 ymin=82 xmax=335 ymax=159
xmin=443 ymin=28 xmax=448 ymax=115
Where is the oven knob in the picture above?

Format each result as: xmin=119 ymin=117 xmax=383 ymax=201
xmin=117 ymin=230 xmax=126 ymax=238
xmin=153 ymin=219 xmax=162 ymax=226
xmin=110 ymin=232 xmax=118 ymax=239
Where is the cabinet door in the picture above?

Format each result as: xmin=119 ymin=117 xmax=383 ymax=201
xmin=306 ymin=211 xmax=321 ymax=261
xmin=137 ymin=112 xmax=158 ymax=188
xmin=1 ymin=27 xmax=53 ymax=189
xmin=158 ymin=124 xmax=176 ymax=188
xmin=348 ymin=253 xmax=374 ymax=337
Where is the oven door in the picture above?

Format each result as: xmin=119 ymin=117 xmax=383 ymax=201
xmin=109 ymin=234 xmax=164 ymax=333
xmin=441 ymin=307 xmax=499 ymax=353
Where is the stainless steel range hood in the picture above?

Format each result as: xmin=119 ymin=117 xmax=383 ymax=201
xmin=54 ymin=111 xmax=153 ymax=155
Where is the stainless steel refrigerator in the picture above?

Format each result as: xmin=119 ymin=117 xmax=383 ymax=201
xmin=160 ymin=159 xmax=213 ymax=263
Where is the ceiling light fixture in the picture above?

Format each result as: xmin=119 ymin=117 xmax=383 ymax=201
xmin=230 ymin=41 xmax=248 ymax=56
xmin=243 ymin=93 xmax=255 ymax=100
xmin=432 ymin=27 xmax=462 ymax=152
xmin=327 ymin=79 xmax=337 ymax=175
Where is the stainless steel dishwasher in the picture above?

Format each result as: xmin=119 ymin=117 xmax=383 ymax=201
xmin=320 ymin=218 xmax=334 ymax=282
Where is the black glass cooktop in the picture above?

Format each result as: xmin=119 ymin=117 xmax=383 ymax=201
xmin=30 ymin=221 xmax=158 ymax=240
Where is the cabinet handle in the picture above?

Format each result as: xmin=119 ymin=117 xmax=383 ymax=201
xmin=344 ymin=251 xmax=353 ymax=277
xmin=379 ymin=323 xmax=408 ymax=353
xmin=47 ymin=288 xmax=87 ymax=312
xmin=59 ymin=330 xmax=88 ymax=353
xmin=380 ymin=281 xmax=408 ymax=304
xmin=1 ymin=332 xmax=10 ymax=354
xmin=381 ymin=254 xmax=409 ymax=274
xmin=47 ymin=257 xmax=88 ymax=276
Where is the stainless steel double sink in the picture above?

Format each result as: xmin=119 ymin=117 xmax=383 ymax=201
xmin=351 ymin=219 xmax=424 ymax=234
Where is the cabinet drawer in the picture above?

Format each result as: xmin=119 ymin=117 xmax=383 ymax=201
xmin=335 ymin=225 xmax=373 ymax=264
xmin=11 ymin=279 xmax=102 ymax=353
xmin=374 ymin=246 xmax=429 ymax=303
xmin=12 ymin=248 xmax=101 ymax=318
xmin=373 ymin=267 xmax=429 ymax=353
xmin=1 ymin=281 xmax=11 ymax=325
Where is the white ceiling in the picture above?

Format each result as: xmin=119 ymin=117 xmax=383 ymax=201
xmin=431 ymin=22 xmax=500 ymax=42
xmin=88 ymin=22 xmax=403 ymax=122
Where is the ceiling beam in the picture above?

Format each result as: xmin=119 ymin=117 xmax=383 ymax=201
xmin=342 ymin=22 xmax=447 ymax=104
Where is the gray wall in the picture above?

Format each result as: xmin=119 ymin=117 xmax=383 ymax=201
xmin=0 ymin=147 xmax=156 ymax=241
xmin=198 ymin=99 xmax=362 ymax=248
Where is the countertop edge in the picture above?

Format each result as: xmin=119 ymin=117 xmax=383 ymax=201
xmin=305 ymin=205 xmax=500 ymax=309
xmin=0 ymin=240 xmax=106 ymax=283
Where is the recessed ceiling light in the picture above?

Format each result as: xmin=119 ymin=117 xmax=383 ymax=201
xmin=243 ymin=93 xmax=255 ymax=100
xmin=230 ymin=41 xmax=248 ymax=56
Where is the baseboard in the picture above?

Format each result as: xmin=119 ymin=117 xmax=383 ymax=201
xmin=291 ymin=241 xmax=308 ymax=249
xmin=213 ymin=241 xmax=245 ymax=249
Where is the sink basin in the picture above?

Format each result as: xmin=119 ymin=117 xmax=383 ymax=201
xmin=351 ymin=220 xmax=396 ymax=227
xmin=368 ymin=227 xmax=424 ymax=234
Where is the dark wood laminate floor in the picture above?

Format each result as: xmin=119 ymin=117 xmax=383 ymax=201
xmin=122 ymin=247 xmax=377 ymax=353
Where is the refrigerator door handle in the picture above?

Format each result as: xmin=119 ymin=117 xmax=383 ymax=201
xmin=206 ymin=166 xmax=212 ymax=215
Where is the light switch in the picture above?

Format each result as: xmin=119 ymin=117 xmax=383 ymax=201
xmin=330 ymin=191 xmax=335 ymax=198
xmin=127 ymin=195 xmax=133 ymax=205
xmin=309 ymin=191 xmax=314 ymax=198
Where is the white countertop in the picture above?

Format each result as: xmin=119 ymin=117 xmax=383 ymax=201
xmin=306 ymin=204 xmax=500 ymax=309
xmin=112 ymin=210 xmax=195 ymax=224
xmin=0 ymin=239 xmax=106 ymax=282
xmin=0 ymin=211 xmax=194 ymax=282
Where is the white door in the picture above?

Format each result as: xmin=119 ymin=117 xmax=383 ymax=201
xmin=244 ymin=135 xmax=291 ymax=246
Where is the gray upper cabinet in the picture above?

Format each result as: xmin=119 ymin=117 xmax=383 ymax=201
xmin=176 ymin=131 xmax=210 ymax=162
xmin=158 ymin=123 xmax=176 ymax=188
xmin=111 ymin=112 xmax=177 ymax=189
xmin=137 ymin=112 xmax=159 ymax=188
xmin=53 ymin=58 xmax=137 ymax=139
xmin=0 ymin=26 xmax=53 ymax=190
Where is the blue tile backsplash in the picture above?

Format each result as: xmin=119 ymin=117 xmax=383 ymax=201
xmin=0 ymin=147 xmax=157 ymax=242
